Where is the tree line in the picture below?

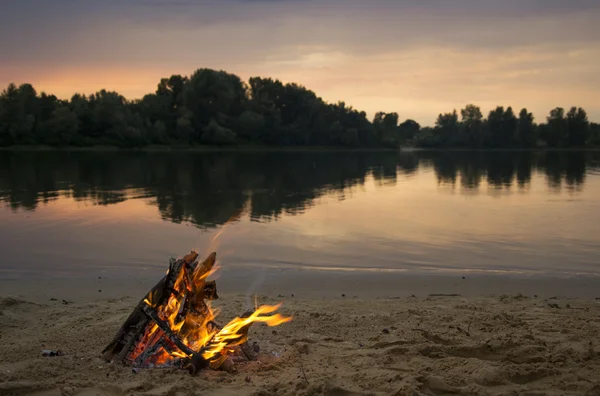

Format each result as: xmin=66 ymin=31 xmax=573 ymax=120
xmin=0 ymin=68 xmax=598 ymax=148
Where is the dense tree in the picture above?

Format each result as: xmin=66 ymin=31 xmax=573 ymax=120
xmin=589 ymin=123 xmax=600 ymax=146
xmin=0 ymin=84 xmax=13 ymax=145
xmin=543 ymin=107 xmax=568 ymax=147
xmin=0 ymin=69 xmax=596 ymax=149
xmin=413 ymin=126 xmax=437 ymax=147
xmin=517 ymin=108 xmax=536 ymax=147
xmin=486 ymin=106 xmax=517 ymax=148
xmin=398 ymin=119 xmax=420 ymax=143
xmin=434 ymin=110 xmax=460 ymax=146
xmin=13 ymin=84 xmax=39 ymax=144
xmin=461 ymin=104 xmax=485 ymax=147
xmin=201 ymin=118 xmax=237 ymax=145
xmin=0 ymin=83 xmax=37 ymax=145
xmin=566 ymin=107 xmax=589 ymax=147
xmin=373 ymin=112 xmax=400 ymax=147
xmin=184 ymin=69 xmax=247 ymax=135
xmin=38 ymin=106 xmax=79 ymax=146
xmin=137 ymin=75 xmax=189 ymax=143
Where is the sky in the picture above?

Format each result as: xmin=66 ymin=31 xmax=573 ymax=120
xmin=1 ymin=0 xmax=599 ymax=126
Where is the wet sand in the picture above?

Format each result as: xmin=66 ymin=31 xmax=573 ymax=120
xmin=2 ymin=268 xmax=600 ymax=302
xmin=1 ymin=275 xmax=600 ymax=396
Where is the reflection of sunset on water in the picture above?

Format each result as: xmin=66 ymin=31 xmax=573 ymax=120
xmin=1 ymin=151 xmax=599 ymax=278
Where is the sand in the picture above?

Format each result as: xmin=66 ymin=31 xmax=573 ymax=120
xmin=2 ymin=289 xmax=600 ymax=396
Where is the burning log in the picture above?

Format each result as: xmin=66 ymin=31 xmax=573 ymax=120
xmin=102 ymin=251 xmax=291 ymax=373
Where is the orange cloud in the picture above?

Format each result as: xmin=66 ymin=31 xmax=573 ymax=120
xmin=0 ymin=64 xmax=178 ymax=99
xmin=1 ymin=43 xmax=599 ymax=126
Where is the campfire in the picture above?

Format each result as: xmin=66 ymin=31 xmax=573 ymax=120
xmin=102 ymin=251 xmax=291 ymax=374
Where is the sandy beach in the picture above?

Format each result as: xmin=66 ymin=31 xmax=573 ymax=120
xmin=2 ymin=281 xmax=600 ymax=396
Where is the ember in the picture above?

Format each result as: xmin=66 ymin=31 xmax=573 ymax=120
xmin=102 ymin=251 xmax=291 ymax=373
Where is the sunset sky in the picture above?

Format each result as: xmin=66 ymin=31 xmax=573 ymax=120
xmin=1 ymin=0 xmax=599 ymax=125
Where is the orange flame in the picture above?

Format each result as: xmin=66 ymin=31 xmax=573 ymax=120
xmin=132 ymin=252 xmax=291 ymax=368
xmin=201 ymin=303 xmax=292 ymax=361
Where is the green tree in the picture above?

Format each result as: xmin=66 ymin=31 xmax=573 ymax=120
xmin=414 ymin=126 xmax=438 ymax=147
xmin=340 ymin=127 xmax=359 ymax=147
xmin=0 ymin=84 xmax=19 ymax=145
xmin=36 ymin=106 xmax=79 ymax=145
xmin=148 ymin=120 xmax=168 ymax=144
xmin=38 ymin=93 xmax=59 ymax=123
xmin=87 ymin=90 xmax=128 ymax=144
xmin=0 ymin=72 xmax=597 ymax=150
xmin=327 ymin=102 xmax=370 ymax=147
xmin=0 ymin=83 xmax=39 ymax=144
xmin=589 ymin=123 xmax=600 ymax=146
xmin=174 ymin=110 xmax=195 ymax=143
xmin=487 ymin=106 xmax=518 ymax=147
xmin=517 ymin=108 xmax=536 ymax=147
xmin=70 ymin=94 xmax=93 ymax=144
xmin=398 ymin=119 xmax=420 ymax=143
xmin=543 ymin=107 xmax=567 ymax=147
xmin=235 ymin=110 xmax=266 ymax=143
xmin=201 ymin=118 xmax=236 ymax=145
xmin=566 ymin=107 xmax=589 ymax=146
xmin=502 ymin=107 xmax=518 ymax=146
xmin=434 ymin=110 xmax=460 ymax=146
xmin=154 ymin=74 xmax=189 ymax=135
xmin=184 ymin=69 xmax=247 ymax=136
xmin=487 ymin=106 xmax=504 ymax=147
xmin=373 ymin=112 xmax=399 ymax=147
xmin=461 ymin=104 xmax=484 ymax=147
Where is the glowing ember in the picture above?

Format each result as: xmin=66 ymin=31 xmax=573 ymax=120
xmin=102 ymin=251 xmax=291 ymax=372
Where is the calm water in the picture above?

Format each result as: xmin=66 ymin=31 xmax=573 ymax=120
xmin=1 ymin=150 xmax=600 ymax=281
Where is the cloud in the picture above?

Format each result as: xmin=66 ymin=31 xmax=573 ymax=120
xmin=1 ymin=0 xmax=599 ymax=124
xmin=257 ymin=44 xmax=600 ymax=124
xmin=2 ymin=0 xmax=599 ymax=66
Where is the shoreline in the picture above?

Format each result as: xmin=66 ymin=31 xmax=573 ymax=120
xmin=2 ymin=270 xmax=600 ymax=304
xmin=1 ymin=291 xmax=599 ymax=395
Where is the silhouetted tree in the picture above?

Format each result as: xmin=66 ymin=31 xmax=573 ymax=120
xmin=373 ymin=112 xmax=400 ymax=147
xmin=38 ymin=106 xmax=79 ymax=146
xmin=461 ymin=104 xmax=485 ymax=147
xmin=0 ymin=71 xmax=596 ymax=149
xmin=0 ymin=83 xmax=18 ymax=145
xmin=517 ymin=108 xmax=536 ymax=148
xmin=184 ymin=69 xmax=247 ymax=137
xmin=566 ymin=107 xmax=589 ymax=147
xmin=434 ymin=110 xmax=460 ymax=146
xmin=398 ymin=119 xmax=420 ymax=143
xmin=414 ymin=126 xmax=438 ymax=147
xmin=487 ymin=106 xmax=507 ymax=147
xmin=543 ymin=107 xmax=567 ymax=147
xmin=201 ymin=118 xmax=237 ymax=145
xmin=0 ymin=83 xmax=37 ymax=145
xmin=589 ymin=123 xmax=600 ymax=146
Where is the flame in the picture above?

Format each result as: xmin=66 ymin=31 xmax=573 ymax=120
xmin=131 ymin=251 xmax=292 ymax=368
xmin=203 ymin=212 xmax=242 ymax=265
xmin=201 ymin=303 xmax=292 ymax=361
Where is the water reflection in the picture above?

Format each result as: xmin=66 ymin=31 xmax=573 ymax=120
xmin=0 ymin=150 xmax=598 ymax=228
xmin=418 ymin=151 xmax=599 ymax=193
